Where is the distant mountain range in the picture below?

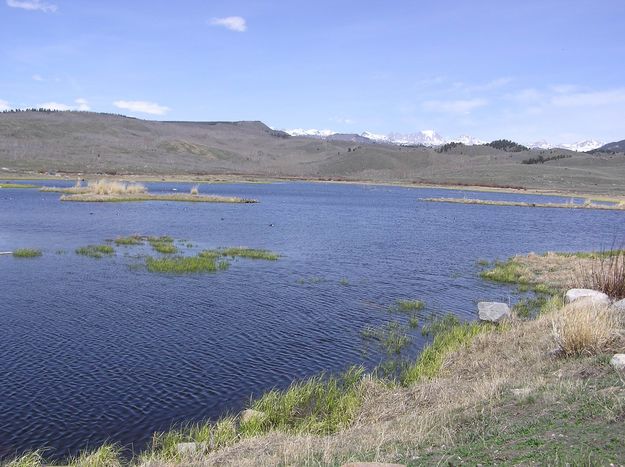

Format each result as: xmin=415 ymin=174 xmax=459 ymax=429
xmin=283 ymin=128 xmax=603 ymax=152
xmin=595 ymin=139 xmax=625 ymax=152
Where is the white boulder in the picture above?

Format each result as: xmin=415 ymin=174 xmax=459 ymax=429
xmin=564 ymin=289 xmax=610 ymax=306
xmin=478 ymin=302 xmax=511 ymax=323
xmin=610 ymin=354 xmax=625 ymax=371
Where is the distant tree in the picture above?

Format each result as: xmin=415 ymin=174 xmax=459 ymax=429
xmin=487 ymin=139 xmax=529 ymax=152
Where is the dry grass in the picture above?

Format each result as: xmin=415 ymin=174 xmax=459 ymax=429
xmin=87 ymin=179 xmax=147 ymax=195
xmin=551 ymin=301 xmax=623 ymax=356
xmin=190 ymin=184 xmax=199 ymax=195
xmin=583 ymin=249 xmax=625 ymax=299
xmin=60 ymin=193 xmax=256 ymax=203
xmin=422 ymin=197 xmax=625 ymax=211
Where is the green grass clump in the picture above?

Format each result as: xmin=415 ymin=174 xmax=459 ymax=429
xmin=219 ymin=247 xmax=280 ymax=260
xmin=248 ymin=366 xmax=365 ymax=435
xmin=421 ymin=313 xmax=461 ymax=337
xmin=146 ymin=255 xmax=229 ymax=273
xmin=5 ymin=451 xmax=43 ymax=467
xmin=394 ymin=299 xmax=425 ymax=312
xmin=361 ymin=321 xmax=411 ymax=355
xmin=12 ymin=248 xmax=42 ymax=258
xmin=114 ymin=235 xmax=143 ymax=246
xmin=75 ymin=244 xmax=115 ymax=258
xmin=401 ymin=320 xmax=495 ymax=385
xmin=480 ymin=259 xmax=529 ymax=284
xmin=69 ymin=444 xmax=122 ymax=467
xmin=148 ymin=236 xmax=178 ymax=254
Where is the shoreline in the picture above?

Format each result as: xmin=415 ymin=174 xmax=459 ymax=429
xmin=4 ymin=171 xmax=625 ymax=203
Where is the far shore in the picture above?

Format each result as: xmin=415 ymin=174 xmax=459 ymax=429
xmin=4 ymin=171 xmax=625 ymax=203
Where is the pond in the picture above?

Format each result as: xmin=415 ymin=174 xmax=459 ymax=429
xmin=1 ymin=181 xmax=624 ymax=459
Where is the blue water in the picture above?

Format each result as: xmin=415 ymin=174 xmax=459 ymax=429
xmin=1 ymin=181 xmax=624 ymax=459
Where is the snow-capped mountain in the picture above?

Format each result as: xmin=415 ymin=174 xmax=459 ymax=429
xmin=448 ymin=135 xmax=487 ymax=145
xmin=557 ymin=140 xmax=603 ymax=152
xmin=361 ymin=131 xmax=389 ymax=143
xmin=285 ymin=128 xmax=336 ymax=138
xmin=529 ymin=139 xmax=604 ymax=152
xmin=387 ymin=130 xmax=446 ymax=146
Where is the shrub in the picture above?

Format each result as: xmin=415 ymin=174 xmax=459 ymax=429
xmin=582 ymin=249 xmax=625 ymax=299
xmin=551 ymin=302 xmax=621 ymax=356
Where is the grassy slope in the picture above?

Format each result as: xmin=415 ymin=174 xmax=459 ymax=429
xmin=2 ymin=111 xmax=625 ymax=195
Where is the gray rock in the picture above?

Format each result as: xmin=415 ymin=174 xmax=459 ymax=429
xmin=612 ymin=298 xmax=625 ymax=311
xmin=610 ymin=354 xmax=625 ymax=370
xmin=478 ymin=302 xmax=511 ymax=323
xmin=564 ymin=288 xmax=610 ymax=306
xmin=176 ymin=442 xmax=206 ymax=456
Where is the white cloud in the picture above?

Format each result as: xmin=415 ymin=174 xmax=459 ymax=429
xmin=209 ymin=16 xmax=247 ymax=32
xmin=0 ymin=99 xmax=10 ymax=111
xmin=38 ymin=98 xmax=91 ymax=111
xmin=32 ymin=73 xmax=44 ymax=81
xmin=6 ymin=0 xmax=57 ymax=13
xmin=422 ymin=98 xmax=488 ymax=114
xmin=113 ymin=100 xmax=170 ymax=115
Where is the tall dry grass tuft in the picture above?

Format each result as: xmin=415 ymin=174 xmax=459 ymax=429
xmin=190 ymin=184 xmax=199 ymax=195
xmin=582 ymin=249 xmax=625 ymax=299
xmin=87 ymin=179 xmax=147 ymax=195
xmin=551 ymin=301 xmax=622 ymax=356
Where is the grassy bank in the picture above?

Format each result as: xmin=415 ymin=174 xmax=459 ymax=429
xmin=0 ymin=183 xmax=39 ymax=189
xmin=422 ymin=197 xmax=625 ymax=211
xmin=60 ymin=193 xmax=257 ymax=203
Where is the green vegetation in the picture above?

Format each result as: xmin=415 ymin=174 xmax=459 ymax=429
xmin=480 ymin=259 xmax=528 ymax=284
xmin=12 ymin=248 xmax=42 ymax=258
xmin=145 ymin=254 xmax=229 ymax=273
xmin=436 ymin=141 xmax=464 ymax=153
xmin=5 ymin=451 xmax=43 ymax=467
xmin=394 ymin=299 xmax=425 ymax=312
xmin=0 ymin=183 xmax=39 ymax=189
xmin=401 ymin=320 xmax=495 ymax=385
xmin=361 ymin=321 xmax=411 ymax=355
xmin=75 ymin=244 xmax=115 ymax=258
xmin=148 ymin=236 xmax=178 ymax=254
xmin=114 ymin=235 xmax=143 ymax=246
xmin=339 ymin=277 xmax=349 ymax=286
xmin=487 ymin=139 xmax=529 ymax=152
xmin=69 ymin=444 xmax=122 ymax=467
xmin=219 ymin=247 xmax=279 ymax=260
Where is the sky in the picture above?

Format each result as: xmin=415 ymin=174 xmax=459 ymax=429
xmin=1 ymin=0 xmax=624 ymax=144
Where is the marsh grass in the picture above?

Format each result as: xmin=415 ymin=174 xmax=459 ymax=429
xmin=422 ymin=197 xmax=625 ymax=211
xmin=219 ymin=247 xmax=279 ymax=260
xmin=5 ymin=451 xmax=43 ymax=467
xmin=76 ymin=244 xmax=115 ymax=258
xmin=69 ymin=444 xmax=122 ymax=467
xmin=145 ymin=255 xmax=229 ymax=273
xmin=361 ymin=321 xmax=411 ymax=355
xmin=551 ymin=302 xmax=622 ymax=357
xmin=392 ymin=299 xmax=425 ymax=312
xmin=190 ymin=185 xmax=199 ymax=195
xmin=88 ymin=179 xmax=146 ymax=195
xmin=401 ymin=320 xmax=496 ymax=385
xmin=114 ymin=235 xmax=144 ymax=246
xmin=13 ymin=248 xmax=42 ymax=258
xmin=146 ymin=236 xmax=177 ymax=254
xmin=583 ymin=249 xmax=625 ymax=299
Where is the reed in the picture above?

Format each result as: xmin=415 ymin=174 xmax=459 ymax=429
xmin=13 ymin=248 xmax=42 ymax=258
xmin=145 ymin=255 xmax=229 ymax=273
xmin=114 ymin=235 xmax=144 ymax=246
xmin=75 ymin=244 xmax=115 ymax=258
xmin=219 ymin=247 xmax=280 ymax=260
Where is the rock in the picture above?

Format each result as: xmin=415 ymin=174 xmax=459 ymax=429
xmin=610 ymin=354 xmax=625 ymax=370
xmin=564 ymin=288 xmax=610 ymax=306
xmin=478 ymin=302 xmax=511 ymax=323
xmin=240 ymin=409 xmax=265 ymax=423
xmin=176 ymin=442 xmax=206 ymax=456
xmin=612 ymin=298 xmax=625 ymax=311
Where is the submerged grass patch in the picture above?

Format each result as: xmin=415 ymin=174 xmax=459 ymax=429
xmin=393 ymin=299 xmax=425 ymax=312
xmin=12 ymin=248 xmax=42 ymax=258
xmin=76 ymin=244 xmax=115 ymax=258
xmin=361 ymin=321 xmax=412 ymax=355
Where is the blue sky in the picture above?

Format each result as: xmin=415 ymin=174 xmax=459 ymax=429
xmin=1 ymin=0 xmax=624 ymax=143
